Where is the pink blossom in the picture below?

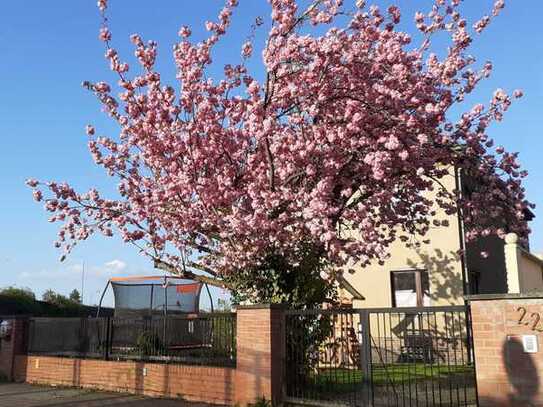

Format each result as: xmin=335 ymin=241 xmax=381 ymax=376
xmin=492 ymin=0 xmax=505 ymax=17
xmin=85 ymin=125 xmax=95 ymax=136
xmin=483 ymin=61 xmax=493 ymax=78
xmin=99 ymin=27 xmax=111 ymax=42
xmin=417 ymin=134 xmax=428 ymax=144
xmin=425 ymin=103 xmax=438 ymax=115
xmin=94 ymin=82 xmax=110 ymax=93
xmin=26 ymin=178 xmax=39 ymax=188
xmin=27 ymin=0 xmax=531 ymax=289
xmin=470 ymin=104 xmax=484 ymax=116
xmin=241 ymin=41 xmax=253 ymax=58
xmin=178 ymin=26 xmax=192 ymax=38
xmin=473 ymin=16 xmax=490 ymax=33
xmin=493 ymin=88 xmax=507 ymax=101
xmin=130 ymin=34 xmax=142 ymax=45
xmin=384 ymin=135 xmax=400 ymax=150
xmin=205 ymin=21 xmax=215 ymax=32
xmin=97 ymin=0 xmax=107 ymax=12
xmin=387 ymin=6 xmax=401 ymax=24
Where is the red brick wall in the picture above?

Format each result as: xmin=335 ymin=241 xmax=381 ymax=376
xmin=14 ymin=355 xmax=235 ymax=404
xmin=5 ymin=306 xmax=286 ymax=406
xmin=471 ymin=296 xmax=543 ymax=407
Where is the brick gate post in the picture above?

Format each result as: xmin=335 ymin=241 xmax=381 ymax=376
xmin=235 ymin=304 xmax=286 ymax=406
xmin=468 ymin=293 xmax=543 ymax=407
xmin=0 ymin=317 xmax=28 ymax=381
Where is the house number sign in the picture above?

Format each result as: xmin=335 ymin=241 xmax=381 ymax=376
xmin=517 ymin=307 xmax=543 ymax=332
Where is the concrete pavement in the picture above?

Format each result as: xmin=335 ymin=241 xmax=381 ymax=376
xmin=0 ymin=383 xmax=218 ymax=407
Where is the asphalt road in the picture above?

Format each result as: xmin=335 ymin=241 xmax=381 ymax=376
xmin=0 ymin=383 xmax=217 ymax=407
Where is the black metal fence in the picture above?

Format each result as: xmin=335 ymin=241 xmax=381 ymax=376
xmin=285 ymin=306 xmax=477 ymax=407
xmin=27 ymin=313 xmax=236 ymax=367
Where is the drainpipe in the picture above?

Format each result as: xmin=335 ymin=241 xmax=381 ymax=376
xmin=454 ymin=166 xmax=470 ymax=299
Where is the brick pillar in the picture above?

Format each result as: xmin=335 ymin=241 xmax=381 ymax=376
xmin=504 ymin=233 xmax=522 ymax=293
xmin=469 ymin=294 xmax=543 ymax=407
xmin=0 ymin=317 xmax=27 ymax=381
xmin=235 ymin=305 xmax=285 ymax=406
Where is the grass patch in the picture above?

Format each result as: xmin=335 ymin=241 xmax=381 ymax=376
xmin=303 ymin=364 xmax=474 ymax=393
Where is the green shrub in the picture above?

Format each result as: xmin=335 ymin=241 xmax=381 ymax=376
xmin=0 ymin=286 xmax=35 ymax=301
xmin=0 ymin=286 xmax=40 ymax=315
xmin=249 ymin=397 xmax=272 ymax=407
xmin=0 ymin=286 xmax=106 ymax=317
xmin=135 ymin=331 xmax=164 ymax=356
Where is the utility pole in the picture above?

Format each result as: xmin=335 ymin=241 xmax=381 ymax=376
xmin=81 ymin=261 xmax=85 ymax=305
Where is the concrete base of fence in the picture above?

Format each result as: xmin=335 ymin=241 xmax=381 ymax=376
xmin=1 ymin=305 xmax=286 ymax=406
xmin=468 ymin=293 xmax=543 ymax=407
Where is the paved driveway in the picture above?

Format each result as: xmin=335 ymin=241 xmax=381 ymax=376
xmin=0 ymin=383 xmax=215 ymax=406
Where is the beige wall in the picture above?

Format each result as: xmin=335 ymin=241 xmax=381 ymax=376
xmin=503 ymin=233 xmax=543 ymax=293
xmin=344 ymin=167 xmax=465 ymax=308
xmin=520 ymin=253 xmax=543 ymax=291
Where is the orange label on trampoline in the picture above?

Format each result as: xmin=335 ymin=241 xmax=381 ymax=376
xmin=176 ymin=283 xmax=200 ymax=293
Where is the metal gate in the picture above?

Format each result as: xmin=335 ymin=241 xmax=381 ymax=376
xmin=284 ymin=306 xmax=477 ymax=407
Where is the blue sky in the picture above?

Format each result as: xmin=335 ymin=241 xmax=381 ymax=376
xmin=0 ymin=1 xmax=541 ymax=307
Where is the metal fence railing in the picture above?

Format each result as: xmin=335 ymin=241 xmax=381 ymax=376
xmin=368 ymin=307 xmax=476 ymax=407
xmin=27 ymin=317 xmax=106 ymax=358
xmin=284 ymin=306 xmax=477 ymax=407
xmin=285 ymin=308 xmax=369 ymax=406
xmin=27 ymin=313 xmax=237 ymax=367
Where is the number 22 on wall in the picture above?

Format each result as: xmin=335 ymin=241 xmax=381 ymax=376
xmin=517 ymin=307 xmax=543 ymax=332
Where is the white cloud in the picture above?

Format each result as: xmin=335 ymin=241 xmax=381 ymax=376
xmin=14 ymin=258 xmax=141 ymax=305
xmin=104 ymin=259 xmax=127 ymax=272
xmin=18 ymin=259 xmax=131 ymax=281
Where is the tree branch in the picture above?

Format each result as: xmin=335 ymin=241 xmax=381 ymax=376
xmin=153 ymin=258 xmax=228 ymax=288
xmin=264 ymin=137 xmax=276 ymax=191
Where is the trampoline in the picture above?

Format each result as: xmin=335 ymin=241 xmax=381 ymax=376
xmin=96 ymin=275 xmax=212 ymax=318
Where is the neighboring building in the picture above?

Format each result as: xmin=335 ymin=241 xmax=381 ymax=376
xmin=342 ymin=165 xmax=542 ymax=308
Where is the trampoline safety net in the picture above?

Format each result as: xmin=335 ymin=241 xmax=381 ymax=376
xmin=110 ymin=277 xmax=202 ymax=317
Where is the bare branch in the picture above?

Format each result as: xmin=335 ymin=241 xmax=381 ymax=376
xmin=153 ymin=258 xmax=227 ymax=288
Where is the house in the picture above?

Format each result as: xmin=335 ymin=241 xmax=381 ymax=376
xmin=341 ymin=165 xmax=543 ymax=308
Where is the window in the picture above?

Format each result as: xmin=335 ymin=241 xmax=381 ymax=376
xmin=391 ymin=270 xmax=430 ymax=307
